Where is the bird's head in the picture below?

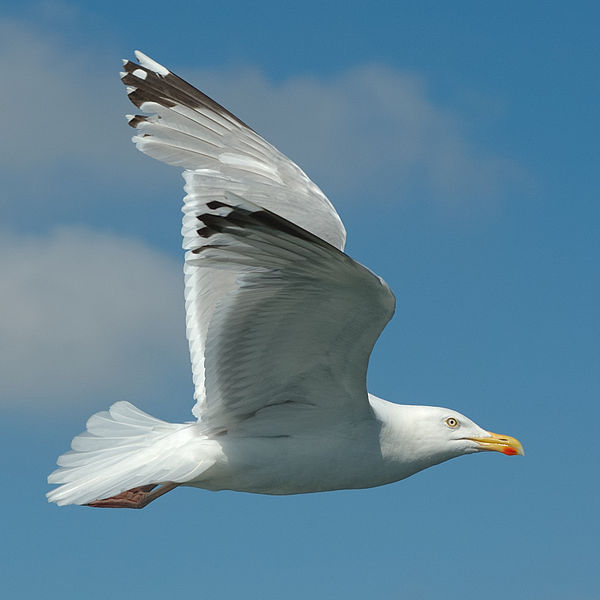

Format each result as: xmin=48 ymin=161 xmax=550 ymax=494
xmin=377 ymin=403 xmax=525 ymax=472
xmin=439 ymin=409 xmax=524 ymax=457
xmin=403 ymin=406 xmax=525 ymax=461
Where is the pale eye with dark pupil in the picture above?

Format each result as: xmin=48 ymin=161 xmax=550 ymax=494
xmin=445 ymin=418 xmax=459 ymax=428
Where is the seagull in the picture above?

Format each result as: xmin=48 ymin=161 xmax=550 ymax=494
xmin=47 ymin=51 xmax=523 ymax=509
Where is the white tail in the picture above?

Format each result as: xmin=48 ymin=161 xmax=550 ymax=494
xmin=47 ymin=402 xmax=215 ymax=506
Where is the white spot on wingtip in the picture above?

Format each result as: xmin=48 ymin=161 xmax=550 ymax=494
xmin=134 ymin=50 xmax=169 ymax=76
xmin=132 ymin=68 xmax=147 ymax=80
xmin=126 ymin=86 xmax=137 ymax=94
xmin=125 ymin=114 xmax=134 ymax=121
xmin=120 ymin=71 xmax=126 ymax=79
xmin=121 ymin=58 xmax=128 ymax=65
xmin=131 ymin=134 xmax=149 ymax=146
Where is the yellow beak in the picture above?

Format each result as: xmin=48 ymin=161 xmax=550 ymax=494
xmin=467 ymin=431 xmax=525 ymax=456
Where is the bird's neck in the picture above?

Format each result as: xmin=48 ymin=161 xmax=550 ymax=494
xmin=368 ymin=394 xmax=458 ymax=478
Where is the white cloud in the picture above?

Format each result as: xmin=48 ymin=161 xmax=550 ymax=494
xmin=0 ymin=227 xmax=189 ymax=411
xmin=0 ymin=18 xmax=518 ymax=219
xmin=188 ymin=64 xmax=518 ymax=202
xmin=0 ymin=19 xmax=124 ymax=168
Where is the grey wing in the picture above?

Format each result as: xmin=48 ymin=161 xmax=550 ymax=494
xmin=185 ymin=193 xmax=396 ymax=431
xmin=121 ymin=52 xmax=349 ymax=415
xmin=121 ymin=51 xmax=346 ymax=248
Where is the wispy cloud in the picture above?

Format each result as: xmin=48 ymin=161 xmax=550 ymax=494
xmin=0 ymin=227 xmax=188 ymax=411
xmin=0 ymin=19 xmax=124 ymax=169
xmin=1 ymin=18 xmax=519 ymax=219
xmin=186 ymin=64 xmax=519 ymax=203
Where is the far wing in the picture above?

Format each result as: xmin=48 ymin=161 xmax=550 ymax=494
xmin=121 ymin=52 xmax=349 ymax=414
xmin=121 ymin=51 xmax=346 ymax=249
xmin=185 ymin=193 xmax=395 ymax=431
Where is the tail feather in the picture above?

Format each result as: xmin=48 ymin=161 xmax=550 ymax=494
xmin=47 ymin=401 xmax=216 ymax=506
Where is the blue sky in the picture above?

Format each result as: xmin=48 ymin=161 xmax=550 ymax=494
xmin=2 ymin=1 xmax=599 ymax=598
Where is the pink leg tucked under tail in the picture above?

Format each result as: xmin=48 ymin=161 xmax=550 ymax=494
xmin=86 ymin=482 xmax=179 ymax=509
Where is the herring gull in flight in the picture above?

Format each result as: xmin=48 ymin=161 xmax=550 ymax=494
xmin=47 ymin=52 xmax=523 ymax=509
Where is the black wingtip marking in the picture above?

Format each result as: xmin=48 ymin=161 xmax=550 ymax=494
xmin=193 ymin=202 xmax=333 ymax=251
xmin=122 ymin=57 xmax=256 ymax=131
xmin=127 ymin=115 xmax=149 ymax=128
xmin=120 ymin=71 xmax=143 ymax=87
xmin=251 ymin=210 xmax=312 ymax=240
xmin=206 ymin=200 xmax=230 ymax=210
xmin=196 ymin=226 xmax=212 ymax=238
xmin=196 ymin=213 xmax=233 ymax=236
xmin=122 ymin=60 xmax=144 ymax=75
xmin=127 ymin=87 xmax=176 ymax=109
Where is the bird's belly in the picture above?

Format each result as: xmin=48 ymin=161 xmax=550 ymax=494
xmin=186 ymin=430 xmax=406 ymax=495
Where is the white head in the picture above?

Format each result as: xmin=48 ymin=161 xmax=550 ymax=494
xmin=374 ymin=401 xmax=524 ymax=476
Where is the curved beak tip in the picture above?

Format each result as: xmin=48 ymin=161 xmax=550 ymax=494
xmin=469 ymin=431 xmax=525 ymax=456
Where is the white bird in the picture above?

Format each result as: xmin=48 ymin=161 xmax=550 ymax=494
xmin=47 ymin=52 xmax=523 ymax=509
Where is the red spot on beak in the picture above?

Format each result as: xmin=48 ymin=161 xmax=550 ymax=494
xmin=502 ymin=447 xmax=518 ymax=456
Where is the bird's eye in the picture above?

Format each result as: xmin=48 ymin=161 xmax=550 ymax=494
xmin=445 ymin=417 xmax=459 ymax=428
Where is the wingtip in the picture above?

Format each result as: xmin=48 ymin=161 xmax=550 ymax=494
xmin=133 ymin=50 xmax=170 ymax=76
xmin=125 ymin=114 xmax=149 ymax=128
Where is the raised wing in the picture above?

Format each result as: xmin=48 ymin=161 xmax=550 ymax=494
xmin=121 ymin=51 xmax=346 ymax=249
xmin=185 ymin=193 xmax=395 ymax=431
xmin=121 ymin=52 xmax=350 ymax=414
xmin=121 ymin=52 xmax=384 ymax=418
